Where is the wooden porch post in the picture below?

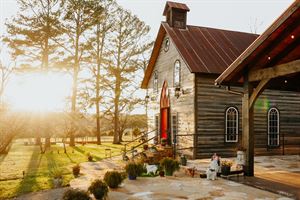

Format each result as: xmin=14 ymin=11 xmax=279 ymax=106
xmin=242 ymin=73 xmax=254 ymax=176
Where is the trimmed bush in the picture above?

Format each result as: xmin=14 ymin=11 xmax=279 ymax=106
xmin=63 ymin=189 xmax=91 ymax=200
xmin=88 ymin=179 xmax=108 ymax=200
xmin=103 ymin=171 xmax=124 ymax=188
xmin=72 ymin=164 xmax=80 ymax=177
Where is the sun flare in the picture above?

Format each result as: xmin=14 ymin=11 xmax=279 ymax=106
xmin=6 ymin=72 xmax=72 ymax=112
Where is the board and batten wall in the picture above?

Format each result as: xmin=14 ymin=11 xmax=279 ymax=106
xmin=195 ymin=74 xmax=300 ymax=158
xmin=146 ymin=34 xmax=196 ymax=158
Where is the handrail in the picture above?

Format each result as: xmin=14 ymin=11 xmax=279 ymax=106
xmin=124 ymin=129 xmax=157 ymax=153
xmin=125 ymin=129 xmax=157 ymax=146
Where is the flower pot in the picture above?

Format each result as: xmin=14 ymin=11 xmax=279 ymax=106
xmin=159 ymin=171 xmax=165 ymax=177
xmin=128 ymin=174 xmax=137 ymax=180
xmin=221 ymin=166 xmax=231 ymax=176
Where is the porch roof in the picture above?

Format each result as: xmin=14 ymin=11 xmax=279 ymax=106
xmin=215 ymin=1 xmax=300 ymax=92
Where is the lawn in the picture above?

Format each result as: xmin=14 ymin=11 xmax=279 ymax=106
xmin=0 ymin=139 xmax=134 ymax=199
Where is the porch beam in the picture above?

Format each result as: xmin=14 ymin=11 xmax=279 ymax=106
xmin=249 ymin=78 xmax=270 ymax=108
xmin=249 ymin=59 xmax=300 ymax=82
xmin=242 ymin=73 xmax=254 ymax=176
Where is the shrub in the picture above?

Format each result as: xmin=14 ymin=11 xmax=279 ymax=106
xmin=103 ymin=171 xmax=124 ymax=188
xmin=63 ymin=189 xmax=91 ymax=200
xmin=72 ymin=164 xmax=80 ymax=177
xmin=124 ymin=162 xmax=145 ymax=179
xmin=88 ymin=179 xmax=108 ymax=200
xmin=160 ymin=157 xmax=180 ymax=176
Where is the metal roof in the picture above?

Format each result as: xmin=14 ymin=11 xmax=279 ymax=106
xmin=141 ymin=22 xmax=258 ymax=88
xmin=163 ymin=1 xmax=190 ymax=16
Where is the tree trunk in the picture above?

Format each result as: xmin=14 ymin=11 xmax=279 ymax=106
xmin=45 ymin=137 xmax=51 ymax=148
xmin=70 ymin=22 xmax=81 ymax=147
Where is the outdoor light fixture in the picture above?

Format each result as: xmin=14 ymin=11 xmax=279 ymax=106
xmin=174 ymin=87 xmax=181 ymax=98
xmin=145 ymin=95 xmax=150 ymax=103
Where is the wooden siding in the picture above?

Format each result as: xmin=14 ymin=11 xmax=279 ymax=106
xmin=195 ymin=74 xmax=300 ymax=158
xmin=146 ymin=34 xmax=195 ymax=158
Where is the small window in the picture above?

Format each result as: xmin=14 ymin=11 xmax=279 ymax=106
xmin=174 ymin=60 xmax=181 ymax=87
xmin=268 ymin=108 xmax=279 ymax=147
xmin=164 ymin=38 xmax=170 ymax=52
xmin=153 ymin=71 xmax=158 ymax=93
xmin=225 ymin=107 xmax=238 ymax=142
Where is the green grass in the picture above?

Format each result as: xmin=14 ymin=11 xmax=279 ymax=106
xmin=0 ymin=140 xmax=134 ymax=199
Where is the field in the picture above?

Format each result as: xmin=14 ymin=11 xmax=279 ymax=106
xmin=0 ymin=138 xmax=135 ymax=199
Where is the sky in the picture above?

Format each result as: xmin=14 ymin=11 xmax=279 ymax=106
xmin=0 ymin=0 xmax=295 ymax=114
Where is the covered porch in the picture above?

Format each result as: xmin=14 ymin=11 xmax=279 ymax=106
xmin=216 ymin=1 xmax=300 ymax=176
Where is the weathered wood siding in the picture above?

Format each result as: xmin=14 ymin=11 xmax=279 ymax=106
xmin=195 ymin=74 xmax=300 ymax=158
xmin=146 ymin=34 xmax=195 ymax=158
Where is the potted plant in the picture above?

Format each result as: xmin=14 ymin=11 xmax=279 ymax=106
xmin=161 ymin=138 xmax=167 ymax=146
xmin=103 ymin=171 xmax=124 ymax=188
xmin=124 ymin=162 xmax=144 ymax=180
xmin=221 ymin=160 xmax=233 ymax=176
xmin=72 ymin=164 xmax=80 ymax=177
xmin=160 ymin=157 xmax=180 ymax=176
xmin=87 ymin=153 xmax=93 ymax=162
xmin=88 ymin=179 xmax=108 ymax=200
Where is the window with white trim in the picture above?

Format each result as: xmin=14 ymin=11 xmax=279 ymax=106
xmin=153 ymin=71 xmax=158 ymax=93
xmin=225 ymin=107 xmax=238 ymax=142
xmin=268 ymin=108 xmax=279 ymax=146
xmin=174 ymin=60 xmax=181 ymax=87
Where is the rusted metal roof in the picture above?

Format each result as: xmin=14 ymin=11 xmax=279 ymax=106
xmin=163 ymin=1 xmax=190 ymax=16
xmin=141 ymin=22 xmax=258 ymax=88
xmin=163 ymin=22 xmax=258 ymax=74
xmin=215 ymin=0 xmax=300 ymax=90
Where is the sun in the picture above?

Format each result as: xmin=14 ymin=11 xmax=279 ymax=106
xmin=6 ymin=71 xmax=72 ymax=112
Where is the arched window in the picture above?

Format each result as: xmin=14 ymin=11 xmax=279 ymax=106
xmin=174 ymin=60 xmax=181 ymax=87
xmin=225 ymin=107 xmax=238 ymax=142
xmin=268 ymin=108 xmax=279 ymax=146
xmin=153 ymin=71 xmax=158 ymax=93
xmin=164 ymin=38 xmax=170 ymax=52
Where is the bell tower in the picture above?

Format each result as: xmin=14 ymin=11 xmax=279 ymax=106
xmin=163 ymin=1 xmax=190 ymax=29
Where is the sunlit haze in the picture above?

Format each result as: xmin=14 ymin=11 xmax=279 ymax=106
xmin=5 ymin=72 xmax=72 ymax=112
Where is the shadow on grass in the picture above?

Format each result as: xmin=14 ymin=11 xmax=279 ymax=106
xmin=16 ymin=147 xmax=43 ymax=196
xmin=72 ymin=146 xmax=85 ymax=155
xmin=72 ymin=146 xmax=103 ymax=161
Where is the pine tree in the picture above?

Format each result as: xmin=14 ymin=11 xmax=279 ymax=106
xmin=4 ymin=0 xmax=62 ymax=70
xmin=59 ymin=0 xmax=103 ymax=146
xmin=104 ymin=7 xmax=152 ymax=144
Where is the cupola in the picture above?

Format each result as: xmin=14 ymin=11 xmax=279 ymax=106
xmin=163 ymin=1 xmax=190 ymax=29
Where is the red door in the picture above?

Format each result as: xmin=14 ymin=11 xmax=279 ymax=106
xmin=161 ymin=108 xmax=169 ymax=139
